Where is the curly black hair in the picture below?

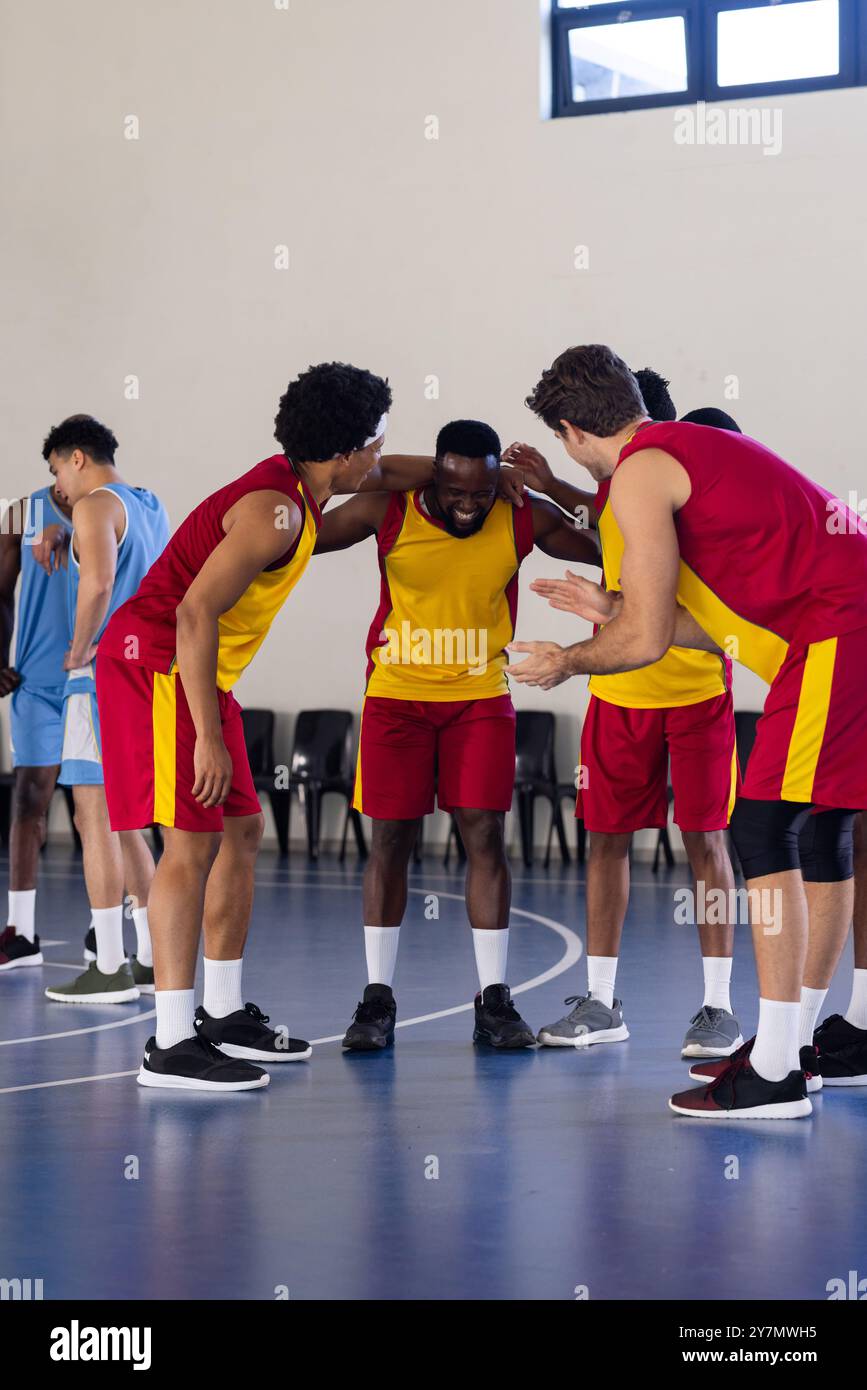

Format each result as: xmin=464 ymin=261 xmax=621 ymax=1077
xmin=526 ymin=345 xmax=645 ymax=438
xmin=274 ymin=362 xmax=392 ymax=462
xmin=680 ymin=407 xmax=742 ymax=433
xmin=42 ymin=414 xmax=118 ymax=464
xmin=632 ymin=367 xmax=677 ymax=422
xmin=435 ymin=419 xmax=501 ymax=462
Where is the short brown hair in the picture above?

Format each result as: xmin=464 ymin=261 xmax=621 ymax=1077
xmin=525 ymin=345 xmax=646 ymax=437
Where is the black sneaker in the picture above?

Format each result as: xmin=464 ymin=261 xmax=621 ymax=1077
xmin=0 ymin=926 xmax=43 ymax=971
xmin=689 ymin=1036 xmax=823 ymax=1094
xmin=137 ymin=1033 xmax=270 ymax=1091
xmin=473 ymin=984 xmax=536 ymax=1049
xmin=83 ymin=926 xmax=96 ymax=963
xmin=194 ymin=1003 xmax=311 ymax=1063
xmin=342 ymin=983 xmax=396 ymax=1051
xmin=813 ymin=1014 xmax=867 ymax=1086
xmin=671 ymin=1050 xmax=810 ymax=1119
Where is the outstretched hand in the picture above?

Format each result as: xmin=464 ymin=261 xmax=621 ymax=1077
xmin=530 ymin=571 xmax=617 ymax=625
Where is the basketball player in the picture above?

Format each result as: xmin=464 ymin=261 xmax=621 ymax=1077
xmin=313 ymin=418 xmax=600 ymax=1050
xmin=510 ymin=344 xmax=867 ymax=1119
xmin=39 ymin=416 xmax=170 ymax=1004
xmin=0 ymin=484 xmax=75 ymax=969
xmin=95 ymin=361 xmax=431 ymax=1090
xmin=503 ymin=382 xmax=742 ymax=1060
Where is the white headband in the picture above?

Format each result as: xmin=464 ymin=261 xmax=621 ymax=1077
xmin=363 ymin=413 xmax=389 ymax=448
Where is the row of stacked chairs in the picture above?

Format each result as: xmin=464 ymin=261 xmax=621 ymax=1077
xmin=0 ymin=708 xmax=762 ymax=868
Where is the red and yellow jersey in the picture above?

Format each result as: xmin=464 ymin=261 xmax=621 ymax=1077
xmin=101 ymin=455 xmax=320 ymax=692
xmin=618 ymin=422 xmax=867 ymax=684
xmin=364 ymin=490 xmax=535 ymax=700
xmin=589 ymin=475 xmax=731 ymax=709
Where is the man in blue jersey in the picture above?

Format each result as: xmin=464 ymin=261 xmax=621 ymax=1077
xmin=0 ymin=486 xmax=78 ymax=970
xmin=35 ymin=416 xmax=171 ymax=1004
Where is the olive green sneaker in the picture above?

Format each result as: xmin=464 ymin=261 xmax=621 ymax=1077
xmin=129 ymin=955 xmax=155 ymax=994
xmin=45 ymin=960 xmax=140 ymax=1004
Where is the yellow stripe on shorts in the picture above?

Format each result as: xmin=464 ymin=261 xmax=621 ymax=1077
xmin=781 ymin=637 xmax=838 ymax=803
xmin=152 ymin=672 xmax=178 ymax=828
xmin=728 ymin=744 xmax=739 ymax=821
xmin=352 ymin=695 xmax=365 ymax=813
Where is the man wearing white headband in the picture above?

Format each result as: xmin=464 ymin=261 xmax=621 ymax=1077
xmin=95 ymin=362 xmax=431 ymax=1092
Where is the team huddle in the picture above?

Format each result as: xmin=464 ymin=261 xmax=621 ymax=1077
xmin=2 ymin=347 xmax=867 ymax=1118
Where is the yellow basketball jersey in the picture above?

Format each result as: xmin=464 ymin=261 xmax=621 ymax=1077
xmin=364 ymin=490 xmax=535 ymax=701
xmin=589 ymin=485 xmax=729 ymax=709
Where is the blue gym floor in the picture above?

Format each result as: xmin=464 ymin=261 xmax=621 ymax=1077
xmin=1 ymin=846 xmax=863 ymax=1302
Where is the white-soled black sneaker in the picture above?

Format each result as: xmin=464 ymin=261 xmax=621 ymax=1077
xmin=195 ymin=1003 xmax=311 ymax=1062
xmin=137 ymin=1034 xmax=270 ymax=1091
xmin=0 ymin=926 xmax=44 ymax=970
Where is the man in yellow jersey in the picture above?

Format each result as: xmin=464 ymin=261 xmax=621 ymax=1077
xmin=313 ymin=419 xmax=600 ymax=1050
xmin=504 ymin=372 xmax=742 ymax=1060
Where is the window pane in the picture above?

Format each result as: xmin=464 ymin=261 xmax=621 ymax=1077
xmin=567 ymin=17 xmax=688 ymax=104
xmin=717 ymin=1 xmax=840 ymax=88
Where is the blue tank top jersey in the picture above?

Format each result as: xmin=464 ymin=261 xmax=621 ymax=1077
xmin=15 ymin=486 xmax=74 ymax=689
xmin=67 ymin=484 xmax=170 ymax=646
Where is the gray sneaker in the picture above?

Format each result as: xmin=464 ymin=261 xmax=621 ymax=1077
xmin=537 ymin=994 xmax=629 ymax=1048
xmin=680 ymin=1005 xmax=743 ymax=1059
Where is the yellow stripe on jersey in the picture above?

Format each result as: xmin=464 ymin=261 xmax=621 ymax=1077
xmin=589 ymin=498 xmax=728 ymax=709
xmin=676 ymin=561 xmax=790 ymax=686
xmin=215 ymin=503 xmax=318 ymax=692
xmin=152 ymin=671 xmax=178 ymax=828
xmin=366 ymin=494 xmax=520 ymax=701
xmin=728 ymin=745 xmax=739 ymax=821
xmin=781 ymin=637 xmax=837 ymax=802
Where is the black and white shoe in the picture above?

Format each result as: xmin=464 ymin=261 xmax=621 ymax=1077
xmin=671 ymin=1050 xmax=810 ymax=1119
xmin=137 ymin=1033 xmax=270 ymax=1091
xmin=689 ymin=1037 xmax=823 ymax=1094
xmin=194 ymin=1003 xmax=311 ymax=1062
xmin=813 ymin=1014 xmax=867 ymax=1086
xmin=0 ymin=926 xmax=44 ymax=970
xmin=83 ymin=926 xmax=96 ymax=963
xmin=342 ymin=983 xmax=396 ymax=1051
xmin=473 ymin=984 xmax=536 ymax=1049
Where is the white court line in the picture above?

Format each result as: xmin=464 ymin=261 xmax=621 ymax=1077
xmin=0 ymin=1009 xmax=156 ymax=1047
xmin=0 ymin=891 xmax=581 ymax=1092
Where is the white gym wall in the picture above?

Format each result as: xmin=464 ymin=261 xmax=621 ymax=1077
xmin=3 ymin=0 xmax=866 ymax=851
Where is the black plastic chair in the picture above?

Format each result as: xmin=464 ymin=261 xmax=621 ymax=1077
xmin=548 ymin=778 xmax=587 ymax=865
xmin=241 ymin=708 xmax=292 ymax=854
xmin=515 ymin=711 xmax=569 ymax=868
xmin=287 ymin=709 xmax=367 ymax=862
xmin=652 ymin=785 xmax=676 ymax=873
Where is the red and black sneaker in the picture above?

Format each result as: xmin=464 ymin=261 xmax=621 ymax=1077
xmin=689 ymin=1036 xmax=823 ymax=1094
xmin=670 ymin=1047 xmax=811 ymax=1119
xmin=0 ymin=926 xmax=43 ymax=971
xmin=812 ymin=1014 xmax=867 ymax=1086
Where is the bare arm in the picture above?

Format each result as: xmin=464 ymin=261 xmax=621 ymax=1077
xmin=509 ymin=451 xmax=691 ymax=688
xmin=531 ymin=497 xmax=601 ymax=565
xmin=314 ymin=492 xmax=391 ymax=554
xmin=176 ymin=490 xmax=301 ymax=807
xmin=530 ymin=575 xmax=721 ymax=652
xmin=339 ymin=455 xmax=434 ymax=495
xmin=0 ymin=504 xmax=23 ymax=694
xmin=501 ymin=443 xmax=598 ymax=527
xmin=67 ymin=492 xmax=123 ymax=668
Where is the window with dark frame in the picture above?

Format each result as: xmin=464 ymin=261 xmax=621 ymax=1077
xmin=551 ymin=0 xmax=867 ymax=119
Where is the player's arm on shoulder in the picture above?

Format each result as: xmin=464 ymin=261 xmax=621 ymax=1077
xmin=314 ymin=492 xmax=391 ymax=554
xmin=66 ymin=491 xmax=123 ymax=667
xmin=530 ymin=496 xmax=600 ymax=566
xmin=344 ymin=455 xmax=435 ymax=494
xmin=0 ymin=500 xmax=24 ymax=688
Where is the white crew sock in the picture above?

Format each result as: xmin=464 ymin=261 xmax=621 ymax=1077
xmin=203 ymin=957 xmax=243 ymax=1018
xmin=799 ymin=985 xmax=828 ymax=1048
xmin=844 ymin=968 xmax=867 ymax=1031
xmin=472 ymin=927 xmax=509 ymax=992
xmin=364 ymin=926 xmax=400 ymax=987
xmin=132 ymin=906 xmax=153 ymax=967
xmin=92 ymin=905 xmax=126 ymax=975
xmin=8 ymin=889 xmax=36 ymax=942
xmin=155 ymin=989 xmax=196 ymax=1050
xmin=702 ymin=955 xmax=733 ymax=1012
xmin=750 ymin=998 xmax=801 ymax=1082
xmin=587 ymin=954 xmax=618 ymax=1010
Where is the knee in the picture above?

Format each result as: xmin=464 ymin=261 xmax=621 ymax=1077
xmin=458 ymin=810 xmax=505 ymax=862
xmin=370 ymin=821 xmax=418 ymax=868
xmin=730 ymin=798 xmax=810 ymax=879
xmin=233 ymin=813 xmax=265 ymax=855
xmin=165 ymin=830 xmax=222 ymax=871
xmin=682 ymin=830 xmax=730 ymax=874
xmin=589 ymin=831 xmax=631 ymax=860
xmin=799 ymin=809 xmax=857 ymax=883
xmin=13 ymin=773 xmax=52 ymax=826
